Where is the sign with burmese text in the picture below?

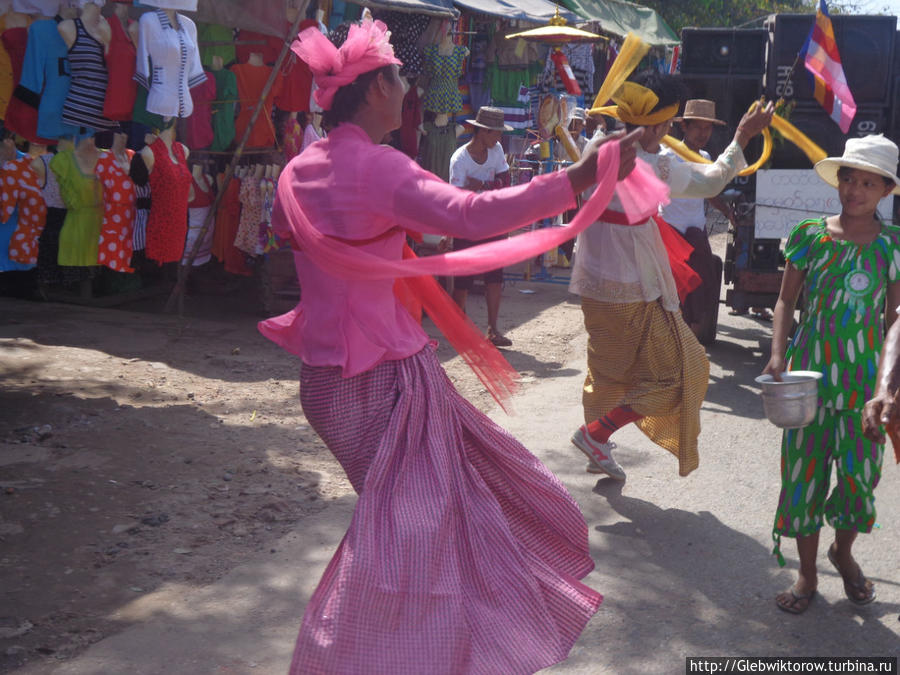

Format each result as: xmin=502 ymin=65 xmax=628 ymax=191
xmin=755 ymin=169 xmax=894 ymax=239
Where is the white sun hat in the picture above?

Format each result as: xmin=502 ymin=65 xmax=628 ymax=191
xmin=814 ymin=134 xmax=900 ymax=195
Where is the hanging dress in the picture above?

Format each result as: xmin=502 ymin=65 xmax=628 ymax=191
xmin=184 ymin=173 xmax=215 ymax=266
xmin=95 ymin=150 xmax=136 ymax=273
xmin=184 ymin=70 xmax=217 ymax=150
xmin=2 ymin=25 xmax=53 ymax=146
xmin=0 ymin=157 xmax=33 ymax=272
xmin=234 ymin=173 xmax=263 ymax=255
xmin=231 ymin=62 xmax=281 ymax=148
xmin=210 ymin=68 xmax=238 ymax=152
xmin=2 ymin=156 xmax=47 ymax=267
xmin=145 ymin=137 xmax=191 ymax=264
xmin=51 ymin=149 xmax=103 ymax=267
xmin=418 ymin=120 xmax=458 ymax=182
xmin=421 ymin=44 xmax=466 ymax=114
xmin=129 ymin=152 xmax=150 ymax=255
xmin=0 ymin=15 xmax=13 ymax=120
xmin=36 ymin=153 xmax=73 ymax=285
xmin=61 ymin=18 xmax=115 ymax=132
xmin=103 ymin=14 xmax=137 ymax=122
xmin=212 ymin=175 xmax=250 ymax=276
xmin=18 ymin=18 xmax=79 ymax=141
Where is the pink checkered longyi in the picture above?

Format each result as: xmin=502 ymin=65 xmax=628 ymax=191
xmin=293 ymin=346 xmax=601 ymax=674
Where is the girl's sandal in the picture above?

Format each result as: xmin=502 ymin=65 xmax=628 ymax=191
xmin=827 ymin=544 xmax=876 ymax=605
xmin=775 ymin=586 xmax=816 ymax=614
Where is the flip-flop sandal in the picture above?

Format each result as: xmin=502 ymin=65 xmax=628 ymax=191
xmin=827 ymin=545 xmax=876 ymax=605
xmin=775 ymin=585 xmax=816 ymax=614
xmin=751 ymin=309 xmax=773 ymax=321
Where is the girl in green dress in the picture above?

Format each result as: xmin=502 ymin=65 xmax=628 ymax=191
xmin=762 ymin=134 xmax=900 ymax=614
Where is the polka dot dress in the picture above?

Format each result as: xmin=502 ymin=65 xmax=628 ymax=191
xmin=1 ymin=157 xmax=47 ymax=266
xmin=95 ymin=150 xmax=136 ymax=273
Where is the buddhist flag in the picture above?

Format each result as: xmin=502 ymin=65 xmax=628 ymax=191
xmin=801 ymin=0 xmax=857 ymax=133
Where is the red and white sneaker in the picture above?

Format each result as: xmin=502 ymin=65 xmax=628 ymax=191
xmin=571 ymin=425 xmax=627 ymax=481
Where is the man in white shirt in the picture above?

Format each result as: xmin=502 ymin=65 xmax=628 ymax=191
xmin=448 ymin=106 xmax=513 ymax=347
xmin=659 ymin=99 xmax=733 ymax=342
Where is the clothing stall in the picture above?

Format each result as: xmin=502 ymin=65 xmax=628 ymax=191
xmin=0 ymin=0 xmax=670 ymax=312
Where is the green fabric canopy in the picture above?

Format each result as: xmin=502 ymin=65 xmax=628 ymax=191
xmin=561 ymin=0 xmax=679 ymax=46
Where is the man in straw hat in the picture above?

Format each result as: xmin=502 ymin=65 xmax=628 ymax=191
xmin=763 ymin=134 xmax=900 ymax=614
xmin=569 ymin=70 xmax=773 ymax=481
xmin=660 ymin=99 xmax=738 ymax=340
xmin=448 ymin=106 xmax=515 ymax=346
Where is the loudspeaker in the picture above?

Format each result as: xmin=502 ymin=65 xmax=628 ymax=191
xmin=681 ymin=28 xmax=767 ymax=76
xmin=765 ymin=14 xmax=896 ymax=105
xmin=769 ymin=104 xmax=888 ymax=169
xmin=679 ymin=75 xmax=764 ymax=159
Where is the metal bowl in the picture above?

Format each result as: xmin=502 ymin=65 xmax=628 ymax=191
xmin=754 ymin=370 xmax=823 ymax=429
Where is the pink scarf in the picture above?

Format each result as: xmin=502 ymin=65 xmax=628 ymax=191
xmin=262 ymin=140 xmax=669 ymax=408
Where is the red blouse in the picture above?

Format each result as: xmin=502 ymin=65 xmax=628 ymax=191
xmin=145 ymin=138 xmax=191 ymax=264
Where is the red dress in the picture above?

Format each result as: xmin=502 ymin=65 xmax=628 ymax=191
xmin=212 ymin=176 xmax=251 ymax=276
xmin=145 ymin=139 xmax=191 ymax=264
xmin=95 ymin=150 xmax=136 ymax=272
xmin=2 ymin=27 xmax=52 ymax=146
xmin=184 ymin=71 xmax=217 ymax=150
xmin=231 ymin=63 xmax=281 ymax=148
xmin=273 ymin=19 xmax=316 ymax=113
xmin=103 ymin=15 xmax=137 ymax=121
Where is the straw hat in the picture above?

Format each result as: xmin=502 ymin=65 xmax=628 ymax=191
xmin=815 ymin=134 xmax=900 ymax=195
xmin=467 ymin=107 xmax=513 ymax=132
xmin=673 ymin=99 xmax=726 ymax=126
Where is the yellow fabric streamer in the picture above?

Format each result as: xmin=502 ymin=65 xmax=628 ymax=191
xmin=555 ymin=124 xmax=581 ymax=162
xmin=662 ymin=129 xmax=773 ymax=177
xmin=590 ymin=32 xmax=650 ymax=112
xmin=660 ymin=104 xmax=827 ymax=176
xmin=770 ymin=115 xmax=827 ymax=165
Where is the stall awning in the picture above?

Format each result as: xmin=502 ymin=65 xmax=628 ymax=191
xmin=186 ymin=0 xmax=456 ymax=38
xmin=560 ymin=0 xmax=678 ymax=45
xmin=453 ymin=0 xmax=580 ymax=24
xmin=352 ymin=0 xmax=458 ymax=18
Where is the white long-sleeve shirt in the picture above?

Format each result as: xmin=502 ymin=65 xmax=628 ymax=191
xmin=134 ymin=9 xmax=206 ymax=119
xmin=569 ymin=140 xmax=746 ymax=312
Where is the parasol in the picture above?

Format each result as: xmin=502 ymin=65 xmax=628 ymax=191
xmin=505 ymin=8 xmax=606 ymax=44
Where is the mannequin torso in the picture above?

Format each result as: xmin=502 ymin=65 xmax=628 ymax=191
xmin=58 ymin=2 xmax=110 ymax=52
xmin=141 ymin=126 xmax=190 ymax=174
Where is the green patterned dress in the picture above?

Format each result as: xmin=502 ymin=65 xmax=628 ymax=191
xmin=772 ymin=217 xmax=900 ymax=564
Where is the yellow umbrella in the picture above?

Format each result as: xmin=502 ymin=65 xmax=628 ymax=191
xmin=505 ymin=9 xmax=606 ymax=44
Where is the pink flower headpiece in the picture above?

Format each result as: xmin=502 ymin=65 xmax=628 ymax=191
xmin=292 ymin=16 xmax=402 ymax=111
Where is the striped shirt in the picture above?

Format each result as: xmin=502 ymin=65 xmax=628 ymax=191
xmin=61 ymin=19 xmax=115 ymax=132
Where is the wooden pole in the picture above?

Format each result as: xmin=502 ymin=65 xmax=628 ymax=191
xmin=165 ymin=2 xmax=309 ymax=314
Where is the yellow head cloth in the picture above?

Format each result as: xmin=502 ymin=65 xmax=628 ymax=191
xmin=596 ymin=82 xmax=679 ymax=126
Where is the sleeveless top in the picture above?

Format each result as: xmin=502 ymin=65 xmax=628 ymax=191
xmin=103 ymin=15 xmax=137 ymax=121
xmin=61 ymin=19 xmax=115 ymax=131
xmin=145 ymin=137 xmax=191 ymax=264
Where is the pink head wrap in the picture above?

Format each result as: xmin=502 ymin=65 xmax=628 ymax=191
xmin=292 ymin=16 xmax=403 ymax=111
